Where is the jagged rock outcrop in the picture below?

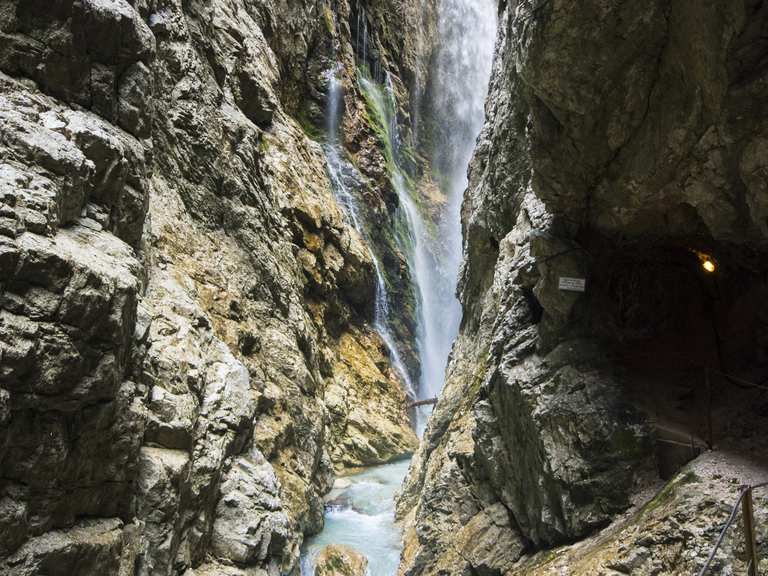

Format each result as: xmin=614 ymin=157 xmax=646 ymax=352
xmin=315 ymin=544 xmax=368 ymax=576
xmin=513 ymin=435 xmax=768 ymax=575
xmin=0 ymin=57 xmax=150 ymax=574
xmin=0 ymin=0 xmax=430 ymax=573
xmin=325 ymin=328 xmax=418 ymax=469
xmin=398 ymin=1 xmax=768 ymax=574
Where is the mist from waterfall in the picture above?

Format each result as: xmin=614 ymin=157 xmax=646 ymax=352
xmin=357 ymin=74 xmax=437 ymax=424
xmin=421 ymin=0 xmax=497 ymax=401
xmin=355 ymin=0 xmax=496 ymax=422
xmin=326 ymin=0 xmax=496 ymax=419
xmin=301 ymin=3 xmax=498 ymax=573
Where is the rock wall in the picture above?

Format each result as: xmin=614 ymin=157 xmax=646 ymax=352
xmin=398 ymin=1 xmax=768 ymax=574
xmin=0 ymin=0 xmax=433 ymax=573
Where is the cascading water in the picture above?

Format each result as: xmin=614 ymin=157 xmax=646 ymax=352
xmin=430 ymin=0 xmax=497 ymax=361
xmin=357 ymin=1 xmax=496 ymax=416
xmin=324 ymin=67 xmax=416 ymax=399
xmin=357 ymin=74 xmax=439 ymax=415
xmin=354 ymin=0 xmax=495 ymax=414
xmin=302 ymin=0 xmax=495 ymax=572
xmin=418 ymin=0 xmax=497 ymax=404
xmin=300 ymin=460 xmax=411 ymax=576
xmin=301 ymin=64 xmax=416 ymax=576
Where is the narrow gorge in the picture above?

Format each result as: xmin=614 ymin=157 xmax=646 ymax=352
xmin=1 ymin=1 xmax=768 ymax=576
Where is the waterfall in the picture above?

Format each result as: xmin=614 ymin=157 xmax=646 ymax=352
xmin=357 ymin=0 xmax=496 ymax=414
xmin=323 ymin=67 xmax=416 ymax=400
xmin=330 ymin=0 xmax=495 ymax=420
xmin=357 ymin=73 xmax=443 ymax=430
xmin=326 ymin=63 xmax=343 ymax=144
xmin=302 ymin=2 xmax=498 ymax=574
xmin=431 ymin=0 xmax=497 ymax=307
xmin=420 ymin=0 xmax=496 ymax=400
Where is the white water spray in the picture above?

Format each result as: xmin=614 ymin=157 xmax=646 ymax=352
xmin=301 ymin=2 xmax=497 ymax=573
xmin=323 ymin=68 xmax=416 ymax=399
xmin=357 ymin=74 xmax=445 ymax=432
xmin=420 ymin=0 xmax=497 ymax=400
xmin=358 ymin=0 xmax=496 ymax=408
xmin=344 ymin=0 xmax=496 ymax=411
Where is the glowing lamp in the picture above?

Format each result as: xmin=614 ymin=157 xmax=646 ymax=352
xmin=691 ymin=249 xmax=717 ymax=274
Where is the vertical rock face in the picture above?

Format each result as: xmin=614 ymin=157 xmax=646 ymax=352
xmin=0 ymin=7 xmax=152 ymax=564
xmin=398 ymin=0 xmax=768 ymax=574
xmin=0 ymin=0 xmax=433 ymax=574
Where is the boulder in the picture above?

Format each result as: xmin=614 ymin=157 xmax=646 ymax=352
xmin=315 ymin=545 xmax=368 ymax=576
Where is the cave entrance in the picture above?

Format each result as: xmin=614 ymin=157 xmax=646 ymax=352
xmin=583 ymin=240 xmax=768 ymax=478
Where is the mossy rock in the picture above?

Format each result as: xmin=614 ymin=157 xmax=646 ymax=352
xmin=315 ymin=544 xmax=369 ymax=576
xmin=640 ymin=470 xmax=699 ymax=517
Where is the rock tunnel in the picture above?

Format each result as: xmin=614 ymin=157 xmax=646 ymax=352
xmin=573 ymin=235 xmax=768 ymax=477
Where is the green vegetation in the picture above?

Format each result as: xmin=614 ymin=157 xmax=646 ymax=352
xmin=640 ymin=470 xmax=699 ymax=517
xmin=356 ymin=67 xmax=440 ymax=236
xmin=357 ymin=70 xmax=396 ymax=167
xmin=257 ymin=133 xmax=272 ymax=155
xmin=295 ymin=106 xmax=324 ymax=141
xmin=322 ymin=3 xmax=335 ymax=35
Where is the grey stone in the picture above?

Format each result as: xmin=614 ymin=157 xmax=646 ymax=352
xmin=0 ymin=0 xmax=434 ymax=573
xmin=118 ymin=61 xmax=154 ymax=138
xmin=1 ymin=518 xmax=125 ymax=576
xmin=71 ymin=0 xmax=155 ymax=66
xmin=399 ymin=1 xmax=768 ymax=575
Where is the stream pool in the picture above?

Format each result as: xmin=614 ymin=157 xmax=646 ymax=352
xmin=300 ymin=458 xmax=412 ymax=576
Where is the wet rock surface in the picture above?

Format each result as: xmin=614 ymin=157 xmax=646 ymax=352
xmin=315 ymin=544 xmax=368 ymax=576
xmin=4 ymin=0 xmax=766 ymax=573
xmin=398 ymin=1 xmax=768 ymax=574
xmin=326 ymin=329 xmax=418 ymax=469
xmin=0 ymin=0 xmax=431 ymax=573
xmin=0 ymin=68 xmax=148 ymax=565
xmin=513 ymin=443 xmax=768 ymax=576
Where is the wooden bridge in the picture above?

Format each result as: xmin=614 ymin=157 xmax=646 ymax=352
xmin=407 ymin=397 xmax=437 ymax=409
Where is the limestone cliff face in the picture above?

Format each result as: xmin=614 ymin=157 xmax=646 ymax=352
xmin=0 ymin=0 xmax=431 ymax=573
xmin=398 ymin=1 xmax=768 ymax=574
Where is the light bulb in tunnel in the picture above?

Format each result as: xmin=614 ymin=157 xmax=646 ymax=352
xmin=691 ymin=249 xmax=717 ymax=273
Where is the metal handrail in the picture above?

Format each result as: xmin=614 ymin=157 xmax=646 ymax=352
xmin=609 ymin=354 xmax=768 ymax=448
xmin=606 ymin=351 xmax=768 ymax=574
xmin=697 ymin=481 xmax=768 ymax=576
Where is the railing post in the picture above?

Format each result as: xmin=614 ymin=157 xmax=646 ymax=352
xmin=705 ymin=367 xmax=713 ymax=449
xmin=742 ymin=486 xmax=759 ymax=576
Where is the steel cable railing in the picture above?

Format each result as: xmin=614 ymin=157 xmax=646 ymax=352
xmin=599 ymin=352 xmax=768 ymax=574
xmin=697 ymin=481 xmax=768 ymax=576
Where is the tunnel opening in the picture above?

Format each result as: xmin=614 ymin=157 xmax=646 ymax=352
xmin=578 ymin=238 xmax=768 ymax=478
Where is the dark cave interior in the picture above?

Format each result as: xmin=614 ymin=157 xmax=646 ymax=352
xmin=582 ymin=240 xmax=768 ymax=478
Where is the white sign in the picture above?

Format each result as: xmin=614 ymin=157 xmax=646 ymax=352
xmin=558 ymin=277 xmax=586 ymax=292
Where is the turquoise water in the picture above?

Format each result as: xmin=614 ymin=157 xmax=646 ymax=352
xmin=300 ymin=459 xmax=412 ymax=576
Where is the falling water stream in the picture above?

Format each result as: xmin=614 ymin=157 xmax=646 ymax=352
xmin=421 ymin=0 xmax=497 ymax=404
xmin=301 ymin=0 xmax=496 ymax=573
xmin=324 ymin=67 xmax=416 ymax=398
xmin=356 ymin=73 xmax=443 ymax=424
